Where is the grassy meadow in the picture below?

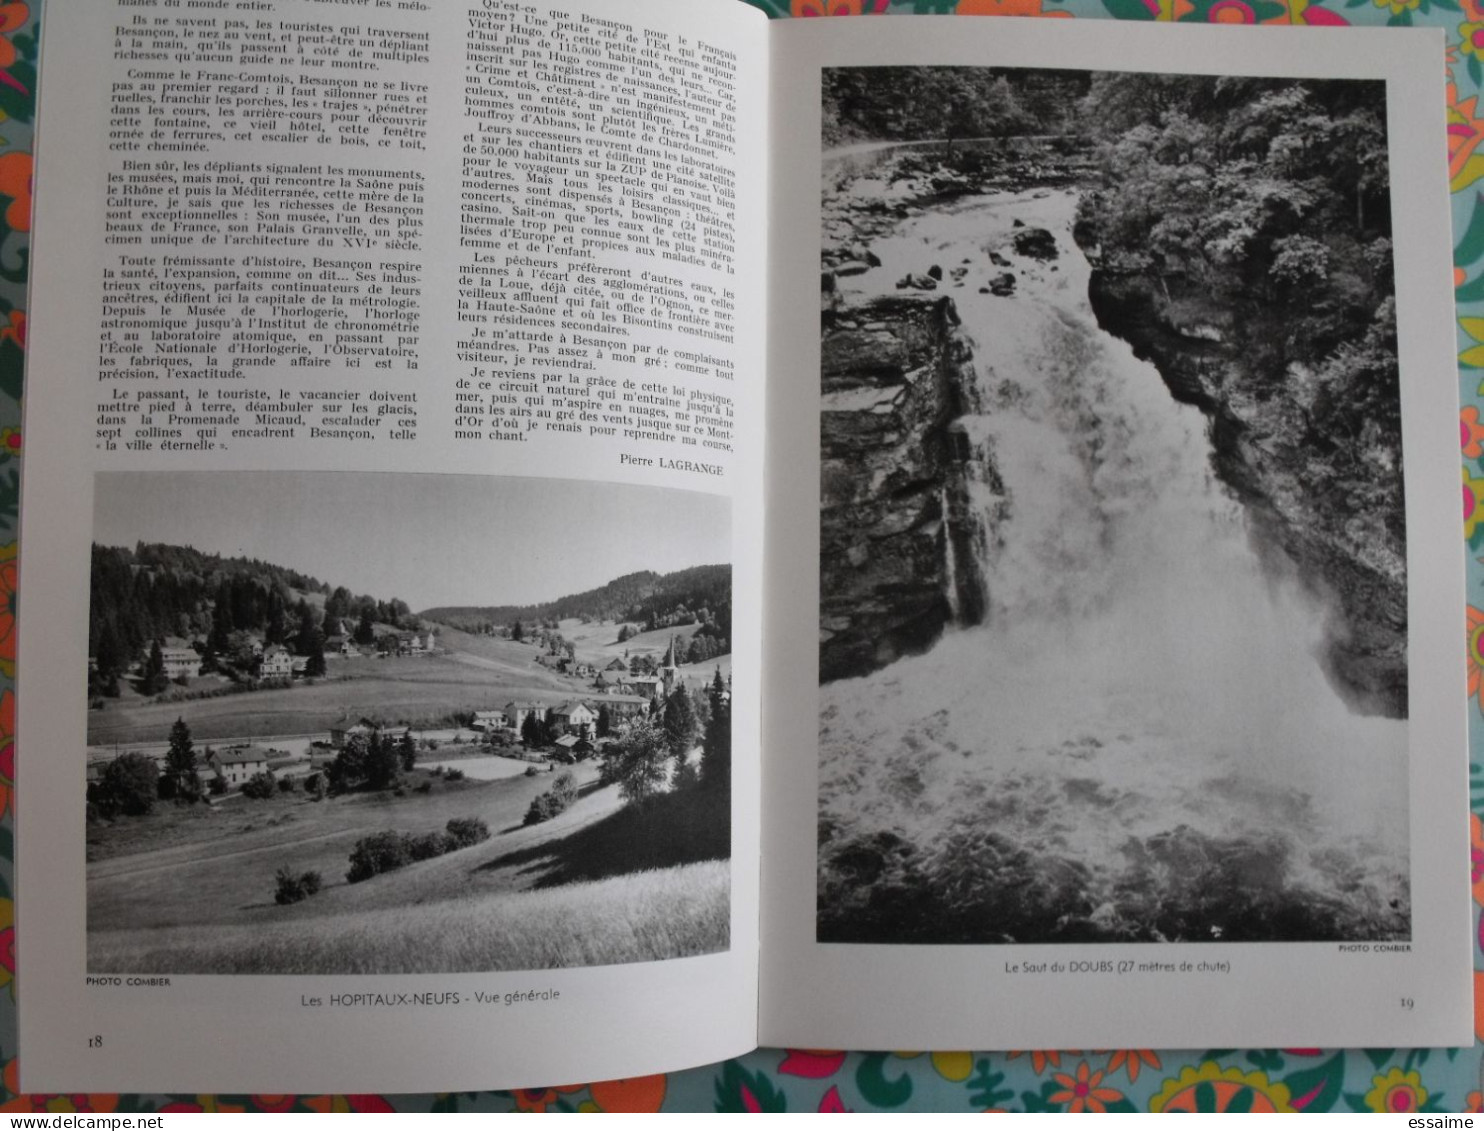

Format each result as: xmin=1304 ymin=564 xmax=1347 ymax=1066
xmin=86 ymin=652 xmax=575 ymax=747
xmin=87 ymin=619 xmax=729 ymax=748
xmin=88 ymin=757 xmax=731 ymax=973
xmin=90 ymin=860 xmax=729 ymax=975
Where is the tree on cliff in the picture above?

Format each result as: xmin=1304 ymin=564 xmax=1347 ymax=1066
xmin=1074 ymin=74 xmax=1399 ymax=484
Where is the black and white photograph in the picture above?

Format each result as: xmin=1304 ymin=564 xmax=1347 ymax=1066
xmin=85 ymin=471 xmax=733 ymax=974
xmin=816 ymin=67 xmax=1409 ymax=945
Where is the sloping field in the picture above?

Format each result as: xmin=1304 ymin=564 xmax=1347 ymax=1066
xmin=88 ymin=762 xmax=730 ymax=975
xmin=563 ymin=619 xmax=733 ymax=685
xmin=89 ymin=860 xmax=729 ymax=974
xmin=87 ymin=763 xmax=611 ymax=933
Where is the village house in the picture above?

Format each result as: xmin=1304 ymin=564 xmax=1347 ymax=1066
xmin=621 ymin=675 xmax=664 ymax=700
xmin=393 ymin=629 xmax=436 ymax=656
xmin=472 ymin=709 xmax=509 ymax=733
xmin=329 ymin=718 xmax=380 ymax=749
xmin=549 ymin=701 xmax=597 ymax=740
xmin=598 ymin=695 xmax=652 ymax=726
xmin=260 ymin=646 xmax=294 ymax=680
xmin=552 ymin=733 xmax=596 ymax=763
xmin=160 ymin=646 xmax=201 ymax=680
xmin=209 ymin=745 xmax=272 ymax=787
xmin=325 ymin=634 xmax=354 ymax=657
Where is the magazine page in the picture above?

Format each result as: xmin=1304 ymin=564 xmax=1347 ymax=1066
xmin=18 ymin=0 xmax=766 ymax=1094
xmin=760 ymin=17 xmax=1472 ymax=1050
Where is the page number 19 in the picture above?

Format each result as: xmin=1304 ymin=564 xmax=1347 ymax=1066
xmin=1400 ymin=998 xmax=1415 ymax=1011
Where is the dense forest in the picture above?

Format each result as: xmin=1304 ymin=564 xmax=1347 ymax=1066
xmin=424 ymin=564 xmax=732 ymax=644
xmin=89 ymin=541 xmax=416 ymax=684
xmin=1073 ymin=74 xmax=1397 ymax=453
xmin=822 ymin=67 xmax=1091 ymax=148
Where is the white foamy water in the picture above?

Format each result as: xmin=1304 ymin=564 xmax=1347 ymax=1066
xmin=820 ymin=189 xmax=1408 ymax=941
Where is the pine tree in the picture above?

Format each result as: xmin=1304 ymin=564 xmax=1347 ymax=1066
xmin=94 ymin=622 xmax=123 ymax=697
xmin=165 ymin=716 xmax=202 ymax=802
xmin=662 ymin=684 xmax=698 ymax=760
xmin=141 ymin=640 xmax=169 ymax=695
xmin=365 ymin=730 xmax=401 ymax=791
xmin=702 ymin=668 xmax=731 ymax=796
xmin=399 ymin=729 xmax=417 ymax=773
xmin=304 ymin=629 xmax=327 ymax=678
xmin=296 ymin=603 xmax=320 ymax=654
xmin=265 ymin=590 xmax=287 ymax=645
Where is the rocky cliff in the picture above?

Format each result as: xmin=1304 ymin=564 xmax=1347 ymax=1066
xmin=819 ymin=293 xmax=990 ymax=683
xmin=1085 ymin=270 xmax=1408 ymax=717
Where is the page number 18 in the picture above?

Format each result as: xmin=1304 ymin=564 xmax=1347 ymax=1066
xmin=87 ymin=1035 xmax=102 ymax=1048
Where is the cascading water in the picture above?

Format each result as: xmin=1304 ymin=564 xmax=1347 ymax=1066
xmin=818 ymin=189 xmax=1409 ymax=944
xmin=940 ymin=485 xmax=961 ymax=623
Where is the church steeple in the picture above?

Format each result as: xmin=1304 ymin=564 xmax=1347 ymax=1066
xmin=661 ymin=635 xmax=680 ymax=696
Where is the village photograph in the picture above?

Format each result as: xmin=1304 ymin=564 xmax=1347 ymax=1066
xmin=817 ymin=68 xmax=1410 ymax=945
xmin=85 ymin=471 xmax=733 ymax=974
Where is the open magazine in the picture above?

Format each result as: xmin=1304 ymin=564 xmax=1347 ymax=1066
xmin=15 ymin=0 xmax=1471 ymax=1094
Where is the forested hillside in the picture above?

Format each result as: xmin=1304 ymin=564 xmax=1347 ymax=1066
xmin=89 ymin=542 xmax=415 ymax=668
xmin=424 ymin=564 xmax=732 ymax=642
xmin=822 ymin=67 xmax=1090 ymax=147
xmin=1075 ymin=74 xmax=1395 ymax=428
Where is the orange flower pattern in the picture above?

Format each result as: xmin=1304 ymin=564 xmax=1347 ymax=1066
xmin=0 ymin=154 xmax=27 ymax=234
xmin=1049 ymin=1062 xmax=1124 ymax=1112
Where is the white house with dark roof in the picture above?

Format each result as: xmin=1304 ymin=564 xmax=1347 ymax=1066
xmin=160 ymin=647 xmax=200 ymax=680
xmin=472 ymin=710 xmax=509 ymax=733
xmin=549 ymin=701 xmax=597 ymax=739
xmin=210 ymin=745 xmax=271 ymax=787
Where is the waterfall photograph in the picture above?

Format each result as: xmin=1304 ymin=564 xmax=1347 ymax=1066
xmin=816 ymin=68 xmax=1409 ymax=945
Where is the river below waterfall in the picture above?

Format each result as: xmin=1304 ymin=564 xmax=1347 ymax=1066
xmin=817 ymin=188 xmax=1409 ymax=944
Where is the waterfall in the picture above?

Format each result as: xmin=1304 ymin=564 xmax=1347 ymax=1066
xmin=940 ymin=485 xmax=961 ymax=623
xmin=819 ymin=188 xmax=1408 ymax=944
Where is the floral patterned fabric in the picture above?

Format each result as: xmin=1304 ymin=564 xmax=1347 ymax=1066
xmin=1 ymin=0 xmax=1482 ymax=1113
